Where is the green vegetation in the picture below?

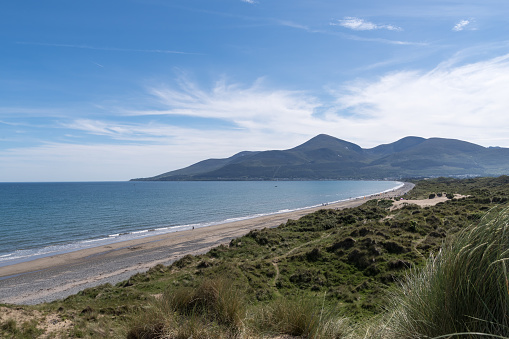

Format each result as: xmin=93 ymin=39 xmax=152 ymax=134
xmin=133 ymin=134 xmax=509 ymax=181
xmin=0 ymin=318 xmax=43 ymax=338
xmin=2 ymin=176 xmax=509 ymax=338
xmin=381 ymin=205 xmax=509 ymax=338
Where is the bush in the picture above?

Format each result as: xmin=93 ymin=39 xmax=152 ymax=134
xmin=165 ymin=277 xmax=246 ymax=330
xmin=384 ymin=206 xmax=509 ymax=338
xmin=127 ymin=277 xmax=246 ymax=338
xmin=253 ymin=296 xmax=352 ymax=338
xmin=1 ymin=319 xmax=17 ymax=334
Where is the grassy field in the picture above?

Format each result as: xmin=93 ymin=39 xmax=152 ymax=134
xmin=1 ymin=176 xmax=509 ymax=338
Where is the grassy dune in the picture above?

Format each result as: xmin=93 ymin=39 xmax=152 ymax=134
xmin=381 ymin=205 xmax=509 ymax=338
xmin=1 ymin=176 xmax=509 ymax=338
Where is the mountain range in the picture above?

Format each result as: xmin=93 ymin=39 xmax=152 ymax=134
xmin=131 ymin=134 xmax=509 ymax=181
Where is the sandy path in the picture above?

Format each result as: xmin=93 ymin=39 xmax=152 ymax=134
xmin=0 ymin=182 xmax=414 ymax=305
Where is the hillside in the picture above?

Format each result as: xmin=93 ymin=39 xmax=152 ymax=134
xmin=2 ymin=176 xmax=509 ymax=338
xmin=132 ymin=134 xmax=509 ymax=181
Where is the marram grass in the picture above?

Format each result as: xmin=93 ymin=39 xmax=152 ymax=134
xmin=250 ymin=294 xmax=353 ymax=338
xmin=382 ymin=206 xmax=509 ymax=338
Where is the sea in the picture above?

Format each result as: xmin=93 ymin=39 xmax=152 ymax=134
xmin=0 ymin=180 xmax=402 ymax=267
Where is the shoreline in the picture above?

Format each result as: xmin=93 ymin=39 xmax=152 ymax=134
xmin=0 ymin=182 xmax=414 ymax=305
xmin=0 ymin=181 xmax=405 ymax=268
xmin=0 ymin=181 xmax=404 ymax=268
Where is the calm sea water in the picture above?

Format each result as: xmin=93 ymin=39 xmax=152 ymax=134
xmin=0 ymin=181 xmax=401 ymax=266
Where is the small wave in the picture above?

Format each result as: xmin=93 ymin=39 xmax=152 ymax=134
xmin=130 ymin=230 xmax=149 ymax=235
xmin=81 ymin=237 xmax=110 ymax=243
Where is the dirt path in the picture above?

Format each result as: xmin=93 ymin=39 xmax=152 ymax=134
xmin=270 ymin=234 xmax=331 ymax=289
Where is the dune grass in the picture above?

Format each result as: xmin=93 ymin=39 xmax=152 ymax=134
xmin=123 ymin=202 xmax=509 ymax=338
xmin=126 ymin=278 xmax=353 ymax=338
xmin=250 ymin=294 xmax=353 ymax=338
xmin=380 ymin=206 xmax=509 ymax=338
xmin=126 ymin=277 xmax=246 ymax=339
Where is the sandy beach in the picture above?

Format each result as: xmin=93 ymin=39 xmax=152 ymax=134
xmin=0 ymin=182 xmax=414 ymax=305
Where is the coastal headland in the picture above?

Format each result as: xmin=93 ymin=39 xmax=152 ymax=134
xmin=0 ymin=182 xmax=414 ymax=305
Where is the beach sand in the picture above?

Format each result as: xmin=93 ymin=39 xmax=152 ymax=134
xmin=0 ymin=182 xmax=414 ymax=305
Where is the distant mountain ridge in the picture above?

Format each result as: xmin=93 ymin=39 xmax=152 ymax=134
xmin=131 ymin=134 xmax=509 ymax=181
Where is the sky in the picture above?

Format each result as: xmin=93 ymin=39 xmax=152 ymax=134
xmin=2 ymin=0 xmax=509 ymax=181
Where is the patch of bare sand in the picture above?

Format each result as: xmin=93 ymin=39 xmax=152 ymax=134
xmin=390 ymin=194 xmax=469 ymax=211
xmin=0 ymin=306 xmax=72 ymax=337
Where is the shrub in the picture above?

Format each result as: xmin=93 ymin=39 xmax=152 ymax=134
xmin=164 ymin=277 xmax=246 ymax=331
xmin=384 ymin=206 xmax=509 ymax=338
xmin=173 ymin=254 xmax=195 ymax=268
xmin=1 ymin=319 xmax=17 ymax=334
xmin=126 ymin=277 xmax=246 ymax=338
xmin=127 ymin=315 xmax=166 ymax=339
xmin=253 ymin=296 xmax=352 ymax=338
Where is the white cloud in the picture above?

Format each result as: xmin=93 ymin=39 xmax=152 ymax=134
xmin=331 ymin=17 xmax=402 ymax=31
xmin=96 ymin=55 xmax=509 ymax=151
xmin=453 ymin=19 xmax=470 ymax=31
xmin=61 ymin=119 xmax=177 ymax=142
xmin=331 ymin=54 xmax=509 ymax=147
xmin=452 ymin=19 xmax=477 ymax=31
xmin=274 ymin=19 xmax=420 ymax=46
xmin=241 ymin=0 xmax=256 ymax=4
xmin=133 ymin=77 xmax=323 ymax=134
xmin=128 ymin=53 xmax=509 ymax=150
xmin=4 ymin=54 xmax=509 ymax=181
xmin=276 ymin=20 xmax=310 ymax=30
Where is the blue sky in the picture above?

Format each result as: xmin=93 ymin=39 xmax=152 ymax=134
xmin=2 ymin=0 xmax=509 ymax=181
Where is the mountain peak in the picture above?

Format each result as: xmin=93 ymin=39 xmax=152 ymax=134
xmin=367 ymin=136 xmax=426 ymax=155
xmin=293 ymin=134 xmax=363 ymax=153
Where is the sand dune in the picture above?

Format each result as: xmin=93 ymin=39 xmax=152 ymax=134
xmin=0 ymin=182 xmax=414 ymax=305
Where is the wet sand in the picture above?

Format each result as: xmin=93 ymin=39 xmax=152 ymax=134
xmin=0 ymin=182 xmax=414 ymax=305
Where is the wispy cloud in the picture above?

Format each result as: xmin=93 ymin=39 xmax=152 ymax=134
xmin=241 ymin=0 xmax=257 ymax=4
xmin=5 ymin=53 xmax=509 ymax=181
xmin=331 ymin=53 xmax=509 ymax=147
xmin=452 ymin=19 xmax=476 ymax=31
xmin=273 ymin=19 xmax=423 ymax=46
xmin=339 ymin=33 xmax=427 ymax=46
xmin=275 ymin=20 xmax=310 ymax=30
xmin=331 ymin=17 xmax=402 ymax=31
xmin=0 ymin=120 xmax=27 ymax=127
xmin=16 ymin=42 xmax=199 ymax=55
xmin=126 ymin=52 xmax=509 ymax=149
xmin=61 ymin=119 xmax=191 ymax=143
xmin=128 ymin=51 xmax=509 ymax=147
xmin=131 ymin=77 xmax=322 ymax=133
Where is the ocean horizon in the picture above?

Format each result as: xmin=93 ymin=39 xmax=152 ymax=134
xmin=0 ymin=180 xmax=402 ymax=267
